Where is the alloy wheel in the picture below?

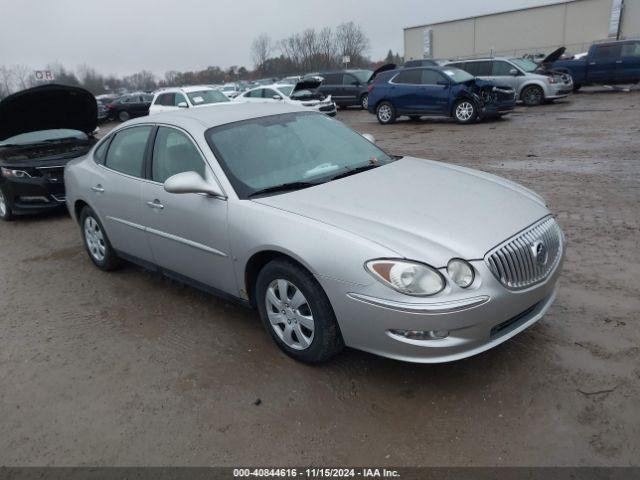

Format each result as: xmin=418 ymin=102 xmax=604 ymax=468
xmin=378 ymin=104 xmax=393 ymax=123
xmin=524 ymin=87 xmax=542 ymax=106
xmin=0 ymin=189 xmax=6 ymax=217
xmin=361 ymin=94 xmax=369 ymax=109
xmin=456 ymin=101 xmax=474 ymax=122
xmin=265 ymin=279 xmax=315 ymax=350
xmin=84 ymin=216 xmax=106 ymax=262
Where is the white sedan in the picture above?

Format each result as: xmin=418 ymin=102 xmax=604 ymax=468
xmin=149 ymin=86 xmax=230 ymax=115
xmin=236 ymin=81 xmax=336 ymax=116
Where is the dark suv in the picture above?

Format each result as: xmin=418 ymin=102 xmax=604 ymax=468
xmin=317 ymin=70 xmax=373 ymax=109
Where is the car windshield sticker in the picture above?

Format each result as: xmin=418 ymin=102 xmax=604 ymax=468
xmin=192 ymin=96 xmax=204 ymax=104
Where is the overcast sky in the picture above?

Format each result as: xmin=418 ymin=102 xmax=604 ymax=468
xmin=1 ymin=0 xmax=567 ymax=77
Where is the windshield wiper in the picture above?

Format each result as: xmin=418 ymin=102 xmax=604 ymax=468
xmin=248 ymin=181 xmax=317 ymax=198
xmin=328 ymin=164 xmax=379 ymax=182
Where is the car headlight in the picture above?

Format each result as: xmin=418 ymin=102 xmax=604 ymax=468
xmin=447 ymin=258 xmax=475 ymax=288
xmin=547 ymin=76 xmax=558 ymax=84
xmin=365 ymin=259 xmax=445 ymax=296
xmin=1 ymin=167 xmax=31 ymax=178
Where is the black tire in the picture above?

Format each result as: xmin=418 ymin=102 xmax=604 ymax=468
xmin=79 ymin=206 xmax=122 ymax=271
xmin=255 ymin=259 xmax=344 ymax=363
xmin=376 ymin=101 xmax=396 ymax=125
xmin=521 ymin=85 xmax=544 ymax=106
xmin=573 ymin=84 xmax=582 ymax=92
xmin=118 ymin=110 xmax=130 ymax=122
xmin=0 ymin=186 xmax=13 ymax=221
xmin=453 ymin=99 xmax=477 ymax=124
xmin=360 ymin=93 xmax=369 ymax=110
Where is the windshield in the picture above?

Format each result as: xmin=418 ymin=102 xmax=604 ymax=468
xmin=187 ymin=90 xmax=230 ymax=105
xmin=278 ymin=86 xmax=294 ymax=96
xmin=206 ymin=112 xmax=393 ymax=198
xmin=510 ymin=58 xmax=538 ymax=73
xmin=0 ymin=129 xmax=87 ymax=146
xmin=441 ymin=68 xmax=475 ymax=83
xmin=351 ymin=70 xmax=373 ymax=83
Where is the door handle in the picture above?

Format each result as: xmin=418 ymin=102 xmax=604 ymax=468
xmin=91 ymin=185 xmax=104 ymax=193
xmin=615 ymin=60 xmax=623 ymax=64
xmin=146 ymin=200 xmax=164 ymax=210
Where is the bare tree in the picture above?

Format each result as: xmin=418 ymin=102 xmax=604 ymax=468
xmin=12 ymin=64 xmax=35 ymax=90
xmin=0 ymin=66 xmax=13 ymax=97
xmin=335 ymin=22 xmax=370 ymax=67
xmin=251 ymin=33 xmax=273 ymax=72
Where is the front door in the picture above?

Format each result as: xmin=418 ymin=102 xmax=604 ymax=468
xmin=141 ymin=126 xmax=235 ymax=294
xmin=589 ymin=44 xmax=623 ymax=83
xmin=415 ymin=69 xmax=451 ymax=114
xmin=90 ymin=125 xmax=154 ymax=262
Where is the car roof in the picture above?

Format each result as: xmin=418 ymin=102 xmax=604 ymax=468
xmin=126 ymin=102 xmax=307 ymax=131
xmin=155 ymin=86 xmax=215 ymax=94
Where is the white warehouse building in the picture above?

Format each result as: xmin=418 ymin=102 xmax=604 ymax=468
xmin=404 ymin=0 xmax=640 ymax=61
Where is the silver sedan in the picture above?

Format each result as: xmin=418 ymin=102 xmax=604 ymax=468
xmin=65 ymin=103 xmax=565 ymax=363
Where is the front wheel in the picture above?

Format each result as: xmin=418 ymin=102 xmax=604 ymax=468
xmin=521 ymin=85 xmax=544 ymax=106
xmin=80 ymin=206 xmax=122 ymax=271
xmin=256 ymin=259 xmax=344 ymax=363
xmin=453 ymin=99 xmax=477 ymax=124
xmin=376 ymin=101 xmax=396 ymax=124
xmin=0 ymin=186 xmax=13 ymax=221
xmin=360 ymin=93 xmax=369 ymax=110
xmin=118 ymin=110 xmax=130 ymax=122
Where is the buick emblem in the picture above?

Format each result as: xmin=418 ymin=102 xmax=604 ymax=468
xmin=531 ymin=241 xmax=548 ymax=266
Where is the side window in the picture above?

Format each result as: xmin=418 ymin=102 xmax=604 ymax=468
xmin=454 ymin=62 xmax=476 ymax=75
xmin=594 ymin=45 xmax=622 ymax=61
xmin=394 ymin=69 xmax=422 ymax=84
xmin=94 ymin=137 xmax=111 ymax=164
xmin=621 ymin=42 xmax=640 ymax=57
xmin=343 ymin=74 xmax=359 ymax=85
xmin=322 ymin=73 xmax=342 ymax=85
xmin=421 ymin=70 xmax=445 ymax=84
xmin=263 ymin=89 xmax=278 ymax=98
xmin=152 ymin=127 xmax=206 ymax=184
xmin=104 ymin=126 xmax=152 ymax=177
xmin=247 ymin=89 xmax=263 ymax=98
xmin=473 ymin=61 xmax=493 ymax=76
xmin=174 ymin=93 xmax=188 ymax=106
xmin=492 ymin=61 xmax=515 ymax=76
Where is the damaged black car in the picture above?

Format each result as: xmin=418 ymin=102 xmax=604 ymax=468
xmin=367 ymin=66 xmax=516 ymax=124
xmin=0 ymin=84 xmax=97 ymax=220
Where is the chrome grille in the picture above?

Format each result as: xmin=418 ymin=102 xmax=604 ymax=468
xmin=485 ymin=216 xmax=563 ymax=290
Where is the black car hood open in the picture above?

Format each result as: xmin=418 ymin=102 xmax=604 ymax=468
xmin=368 ymin=63 xmax=397 ymax=82
xmin=292 ymin=79 xmax=322 ymax=93
xmin=539 ymin=47 xmax=566 ymax=65
xmin=0 ymin=84 xmax=98 ymax=142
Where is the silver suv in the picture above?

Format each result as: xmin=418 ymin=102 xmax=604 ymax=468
xmin=446 ymin=57 xmax=573 ymax=106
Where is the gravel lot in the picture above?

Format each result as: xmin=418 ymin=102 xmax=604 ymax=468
xmin=1 ymin=88 xmax=638 ymax=466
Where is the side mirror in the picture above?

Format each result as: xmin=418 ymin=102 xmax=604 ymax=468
xmin=164 ymin=171 xmax=224 ymax=197
xmin=177 ymin=102 xmax=188 ymax=108
xmin=509 ymin=68 xmax=519 ymax=76
xmin=362 ymin=133 xmax=376 ymax=144
xmin=272 ymin=94 xmax=282 ymax=100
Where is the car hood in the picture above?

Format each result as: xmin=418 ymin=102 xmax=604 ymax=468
xmin=254 ymin=157 xmax=550 ymax=266
xmin=0 ymin=84 xmax=97 ymax=141
xmin=368 ymin=63 xmax=397 ymax=82
xmin=292 ymin=79 xmax=322 ymax=93
xmin=539 ymin=47 xmax=566 ymax=65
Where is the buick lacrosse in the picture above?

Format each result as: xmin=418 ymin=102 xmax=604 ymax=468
xmin=65 ymin=103 xmax=564 ymax=363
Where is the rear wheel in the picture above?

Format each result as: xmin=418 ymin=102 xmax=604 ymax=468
xmin=521 ymin=85 xmax=544 ymax=106
xmin=80 ymin=206 xmax=122 ymax=271
xmin=0 ymin=186 xmax=13 ymax=221
xmin=256 ymin=259 xmax=344 ymax=363
xmin=376 ymin=101 xmax=396 ymax=125
xmin=360 ymin=93 xmax=369 ymax=110
xmin=118 ymin=110 xmax=130 ymax=122
xmin=453 ymin=99 xmax=477 ymax=124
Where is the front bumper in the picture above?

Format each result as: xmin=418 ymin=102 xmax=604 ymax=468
xmin=0 ymin=174 xmax=67 ymax=214
xmin=319 ymin=251 xmax=563 ymax=363
xmin=546 ymin=81 xmax=573 ymax=99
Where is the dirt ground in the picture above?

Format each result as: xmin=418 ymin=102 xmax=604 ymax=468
xmin=0 ymin=88 xmax=638 ymax=467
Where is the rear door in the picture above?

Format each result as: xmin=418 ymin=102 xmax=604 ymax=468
xmin=141 ymin=126 xmax=234 ymax=293
xmin=90 ymin=125 xmax=154 ymax=262
xmin=151 ymin=92 xmax=176 ymax=114
xmin=319 ymin=73 xmax=344 ymax=104
xmin=619 ymin=42 xmax=640 ymax=83
xmin=588 ymin=44 xmax=623 ymax=83
xmin=342 ymin=73 xmax=361 ymax=104
xmin=389 ymin=69 xmax=422 ymax=112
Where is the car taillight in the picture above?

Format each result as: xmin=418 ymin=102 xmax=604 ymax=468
xmin=106 ymin=104 xmax=115 ymax=109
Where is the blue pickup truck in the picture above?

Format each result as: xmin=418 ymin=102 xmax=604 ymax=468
xmin=552 ymin=39 xmax=640 ymax=91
